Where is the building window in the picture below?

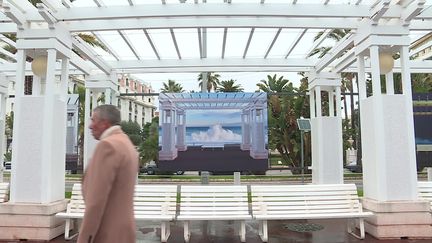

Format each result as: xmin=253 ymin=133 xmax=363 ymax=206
xmin=148 ymin=98 xmax=151 ymax=103
xmin=128 ymin=113 xmax=132 ymax=121
xmin=117 ymin=99 xmax=121 ymax=109
xmin=134 ymin=115 xmax=137 ymax=122
xmin=142 ymin=118 xmax=145 ymax=125
xmin=129 ymin=101 xmax=132 ymax=111
xmin=125 ymin=78 xmax=129 ymax=86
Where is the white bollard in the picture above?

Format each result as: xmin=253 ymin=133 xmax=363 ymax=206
xmin=427 ymin=168 xmax=432 ymax=181
xmin=234 ymin=172 xmax=241 ymax=185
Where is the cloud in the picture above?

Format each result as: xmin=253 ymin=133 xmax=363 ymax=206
xmin=191 ymin=124 xmax=241 ymax=142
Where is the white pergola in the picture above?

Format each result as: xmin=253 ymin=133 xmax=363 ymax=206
xmin=0 ymin=0 xmax=432 ymax=241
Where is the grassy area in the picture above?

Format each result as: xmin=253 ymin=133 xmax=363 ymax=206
xmin=65 ymin=191 xmax=72 ymax=199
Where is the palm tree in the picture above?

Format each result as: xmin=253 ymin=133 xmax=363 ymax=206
xmin=161 ymin=79 xmax=184 ymax=93
xmin=198 ymin=72 xmax=220 ymax=92
xmin=257 ymin=74 xmax=308 ymax=171
xmin=217 ymin=79 xmax=244 ymax=92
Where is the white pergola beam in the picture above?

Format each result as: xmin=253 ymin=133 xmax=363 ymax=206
xmin=92 ymin=31 xmax=120 ymax=61
xmin=264 ymin=28 xmax=282 ymax=59
xmin=2 ymin=2 xmax=28 ymax=29
xmin=170 ymin=28 xmax=182 ymax=60
xmin=0 ymin=47 xmax=16 ymax=61
xmin=370 ymin=0 xmax=391 ymax=23
xmin=285 ymin=29 xmax=307 ymax=58
xmin=69 ymin=52 xmax=92 ymax=75
xmin=72 ymin=37 xmax=111 ymax=74
xmin=243 ymin=28 xmax=255 ymax=59
xmin=61 ymin=0 xmax=74 ymax=8
xmin=52 ymin=4 xmax=389 ymax=21
xmin=315 ymin=33 xmax=355 ymax=72
xmin=0 ymin=34 xmax=16 ymax=47
xmin=143 ymin=29 xmax=160 ymax=60
xmin=197 ymin=28 xmax=203 ymax=59
xmin=305 ymin=29 xmax=331 ymax=58
xmin=118 ymin=30 xmax=141 ymax=60
xmin=110 ymin=58 xmax=316 ymax=73
xmin=222 ymin=27 xmax=227 ymax=59
xmin=5 ymin=0 xmax=38 ymax=14
xmin=36 ymin=3 xmax=58 ymax=27
xmin=170 ymin=99 xmax=255 ymax=103
xmin=401 ymin=0 xmax=426 ymax=24
xmin=93 ymin=0 xmax=105 ymax=7
xmin=66 ymin=17 xmax=362 ymax=32
xmin=41 ymin=0 xmax=66 ymax=11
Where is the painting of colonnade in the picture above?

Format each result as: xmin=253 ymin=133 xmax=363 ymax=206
xmin=158 ymin=92 xmax=268 ymax=172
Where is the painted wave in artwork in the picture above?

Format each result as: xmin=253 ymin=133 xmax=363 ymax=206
xmin=190 ymin=124 xmax=241 ymax=143
xmin=159 ymin=124 xmax=242 ymax=145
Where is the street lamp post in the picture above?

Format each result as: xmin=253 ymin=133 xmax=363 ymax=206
xmin=297 ymin=118 xmax=311 ymax=184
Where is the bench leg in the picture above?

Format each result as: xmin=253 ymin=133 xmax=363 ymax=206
xmin=238 ymin=221 xmax=246 ymax=242
xmin=183 ymin=221 xmax=191 ymax=243
xmin=64 ymin=219 xmax=78 ymax=240
xmin=258 ymin=220 xmax=268 ymax=242
xmin=161 ymin=221 xmax=171 ymax=242
xmin=348 ymin=218 xmax=366 ymax=240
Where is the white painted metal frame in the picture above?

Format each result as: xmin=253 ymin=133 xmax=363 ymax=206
xmin=0 ymin=0 xmax=431 ymax=76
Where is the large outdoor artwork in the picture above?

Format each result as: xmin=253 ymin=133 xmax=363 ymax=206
xmin=158 ymin=92 xmax=268 ymax=173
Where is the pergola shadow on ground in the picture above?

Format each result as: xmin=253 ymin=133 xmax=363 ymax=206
xmin=18 ymin=219 xmax=431 ymax=243
xmin=159 ymin=144 xmax=268 ymax=173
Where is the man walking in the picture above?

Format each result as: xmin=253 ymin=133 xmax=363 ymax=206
xmin=78 ymin=105 xmax=138 ymax=243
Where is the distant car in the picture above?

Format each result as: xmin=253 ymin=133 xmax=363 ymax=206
xmin=3 ymin=161 xmax=11 ymax=170
xmin=140 ymin=163 xmax=184 ymax=175
xmin=344 ymin=162 xmax=362 ymax=173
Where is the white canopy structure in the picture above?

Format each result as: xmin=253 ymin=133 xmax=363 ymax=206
xmin=0 ymin=0 xmax=432 ymax=241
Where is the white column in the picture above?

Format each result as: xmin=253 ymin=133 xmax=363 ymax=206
xmin=385 ymin=72 xmax=394 ymax=95
xmin=315 ymin=86 xmax=322 ymax=117
xmin=176 ymin=110 xmax=187 ymax=151
xmin=357 ymin=54 xmax=367 ymax=100
xmin=360 ymin=46 xmax=418 ymax=201
xmin=11 ymin=49 xmax=66 ymax=203
xmin=83 ymin=88 xmax=97 ymax=170
xmin=159 ymin=107 xmax=178 ymax=160
xmin=308 ymin=73 xmax=343 ymax=184
xmin=250 ymin=106 xmax=267 ymax=159
xmin=370 ymin=46 xmax=381 ymax=96
xmin=335 ymin=87 xmax=341 ymax=117
xmin=32 ymin=75 xmax=41 ymax=96
xmin=0 ymin=76 xmax=7 ymax=182
xmin=309 ymin=89 xmax=315 ymax=118
xmin=328 ymin=90 xmax=334 ymax=117
xmin=240 ymin=110 xmax=251 ymax=151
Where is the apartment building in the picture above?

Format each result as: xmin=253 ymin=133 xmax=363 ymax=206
xmin=117 ymin=74 xmax=157 ymax=127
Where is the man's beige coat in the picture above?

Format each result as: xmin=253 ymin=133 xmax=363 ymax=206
xmin=77 ymin=127 xmax=139 ymax=243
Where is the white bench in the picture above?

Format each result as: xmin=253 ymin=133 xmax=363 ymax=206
xmin=201 ymin=144 xmax=224 ymax=150
xmin=56 ymin=183 xmax=178 ymax=242
xmin=418 ymin=181 xmax=432 ymax=209
xmin=177 ymin=185 xmax=251 ymax=242
xmin=251 ymin=184 xmax=373 ymax=242
xmin=0 ymin=182 xmax=9 ymax=203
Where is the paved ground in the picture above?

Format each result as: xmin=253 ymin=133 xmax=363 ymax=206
xmin=3 ymin=219 xmax=430 ymax=243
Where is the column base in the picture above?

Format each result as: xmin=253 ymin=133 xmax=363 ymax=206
xmin=250 ymin=149 xmax=268 ymax=159
xmin=361 ymin=198 xmax=432 ymax=239
xmin=159 ymin=150 xmax=178 ymax=161
xmin=176 ymin=145 xmax=188 ymax=151
xmin=0 ymin=200 xmax=68 ymax=241
xmin=240 ymin=144 xmax=250 ymax=151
